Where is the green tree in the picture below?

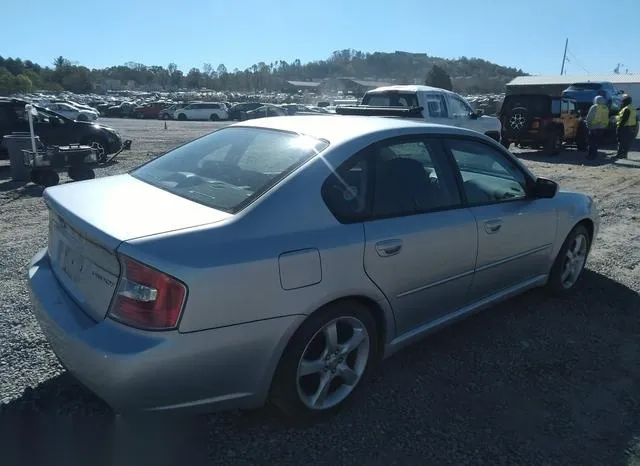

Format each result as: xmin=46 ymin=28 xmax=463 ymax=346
xmin=13 ymin=73 xmax=33 ymax=92
xmin=425 ymin=65 xmax=453 ymax=91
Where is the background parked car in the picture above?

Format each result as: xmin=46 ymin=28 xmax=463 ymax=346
xmin=241 ymin=104 xmax=288 ymax=120
xmin=227 ymin=102 xmax=265 ymax=120
xmin=174 ymin=102 xmax=229 ymax=121
xmin=0 ymin=98 xmax=125 ymax=160
xmin=132 ymin=102 xmax=170 ymax=119
xmin=45 ymin=102 xmax=99 ymax=121
xmin=158 ymin=103 xmax=188 ymax=120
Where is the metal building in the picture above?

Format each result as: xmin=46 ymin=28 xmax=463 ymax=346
xmin=506 ymin=74 xmax=640 ymax=103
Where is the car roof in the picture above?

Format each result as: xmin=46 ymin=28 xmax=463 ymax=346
xmin=366 ymin=85 xmax=458 ymax=96
xmin=231 ymin=114 xmax=478 ymax=145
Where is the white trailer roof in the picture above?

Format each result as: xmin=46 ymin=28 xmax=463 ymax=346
xmin=508 ymin=74 xmax=640 ymax=86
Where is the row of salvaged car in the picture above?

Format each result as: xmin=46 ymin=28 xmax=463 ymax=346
xmin=100 ymin=101 xmax=334 ymax=121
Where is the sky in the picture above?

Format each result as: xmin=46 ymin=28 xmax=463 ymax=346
xmin=1 ymin=0 xmax=638 ymax=76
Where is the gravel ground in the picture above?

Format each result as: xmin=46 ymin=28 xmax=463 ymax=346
xmin=1 ymin=118 xmax=639 ymax=466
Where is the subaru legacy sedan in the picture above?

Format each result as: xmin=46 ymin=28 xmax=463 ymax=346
xmin=28 ymin=115 xmax=599 ymax=420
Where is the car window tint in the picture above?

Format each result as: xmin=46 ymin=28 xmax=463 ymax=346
xmin=322 ymin=157 xmax=371 ymax=222
xmin=132 ymin=127 xmax=329 ymax=214
xmin=362 ymin=92 xmax=419 ymax=107
xmin=445 ymin=139 xmax=527 ymax=205
xmin=553 ymin=99 xmax=562 ymax=114
xmin=371 ymin=139 xmax=461 ymax=217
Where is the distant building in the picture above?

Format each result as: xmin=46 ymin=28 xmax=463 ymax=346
xmin=506 ymin=74 xmax=640 ymax=103
xmin=281 ymin=80 xmax=323 ymax=93
xmin=319 ymin=78 xmax=395 ymax=96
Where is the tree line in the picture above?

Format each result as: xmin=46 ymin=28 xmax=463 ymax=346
xmin=0 ymin=49 xmax=526 ymax=96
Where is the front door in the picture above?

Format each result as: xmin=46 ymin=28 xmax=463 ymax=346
xmin=442 ymin=138 xmax=557 ymax=300
xmin=361 ymin=136 xmax=478 ymax=336
xmin=445 ymin=94 xmax=477 ymax=131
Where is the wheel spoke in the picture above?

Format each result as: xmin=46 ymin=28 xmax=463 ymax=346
xmin=561 ymin=264 xmax=572 ymax=282
xmin=572 ymin=236 xmax=583 ymax=255
xmin=338 ymin=364 xmax=359 ymax=385
xmin=299 ymin=358 xmax=325 ymax=377
xmin=341 ymin=328 xmax=367 ymax=355
xmin=310 ymin=372 xmax=333 ymax=408
xmin=324 ymin=322 xmax=339 ymax=352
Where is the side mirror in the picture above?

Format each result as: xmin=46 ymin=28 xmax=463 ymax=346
xmin=532 ymin=177 xmax=558 ymax=199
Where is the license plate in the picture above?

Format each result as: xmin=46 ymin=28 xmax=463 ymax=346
xmin=60 ymin=242 xmax=84 ymax=283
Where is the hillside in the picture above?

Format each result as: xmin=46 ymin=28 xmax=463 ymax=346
xmin=0 ymin=50 xmax=526 ymax=95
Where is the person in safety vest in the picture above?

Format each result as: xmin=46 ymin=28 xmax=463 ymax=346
xmin=585 ymin=95 xmax=609 ymax=158
xmin=616 ymin=94 xmax=637 ymax=159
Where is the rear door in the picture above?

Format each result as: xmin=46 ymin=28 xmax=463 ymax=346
xmin=420 ymin=92 xmax=450 ymax=124
xmin=442 ymin=137 xmax=557 ymax=300
xmin=360 ymin=135 xmax=478 ymax=336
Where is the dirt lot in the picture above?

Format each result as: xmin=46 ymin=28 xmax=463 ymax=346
xmin=1 ymin=118 xmax=639 ymax=466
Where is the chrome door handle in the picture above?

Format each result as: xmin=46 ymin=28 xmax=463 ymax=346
xmin=375 ymin=239 xmax=403 ymax=257
xmin=484 ymin=219 xmax=502 ymax=234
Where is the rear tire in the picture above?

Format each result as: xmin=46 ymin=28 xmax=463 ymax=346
xmin=269 ymin=300 xmax=380 ymax=423
xmin=68 ymin=166 xmax=95 ymax=181
xmin=547 ymin=224 xmax=591 ymax=295
xmin=210 ymin=114 xmax=220 ymax=121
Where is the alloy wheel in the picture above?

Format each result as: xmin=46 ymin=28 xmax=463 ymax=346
xmin=560 ymin=233 xmax=588 ymax=289
xmin=296 ymin=316 xmax=370 ymax=410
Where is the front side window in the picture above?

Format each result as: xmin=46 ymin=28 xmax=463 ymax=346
xmin=554 ymin=99 xmax=563 ymax=114
xmin=445 ymin=139 xmax=528 ymax=205
xmin=448 ymin=96 xmax=473 ymax=118
xmin=132 ymin=127 xmax=328 ymax=213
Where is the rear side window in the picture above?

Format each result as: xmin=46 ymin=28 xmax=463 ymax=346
xmin=132 ymin=127 xmax=329 ymax=213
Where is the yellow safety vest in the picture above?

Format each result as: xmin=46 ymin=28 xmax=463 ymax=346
xmin=592 ymin=104 xmax=609 ymax=129
xmin=617 ymin=104 xmax=637 ymax=127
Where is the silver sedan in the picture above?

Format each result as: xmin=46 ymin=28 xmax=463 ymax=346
xmin=28 ymin=115 xmax=599 ymax=420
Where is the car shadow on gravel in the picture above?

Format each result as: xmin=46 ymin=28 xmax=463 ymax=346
xmin=1 ymin=270 xmax=639 ymax=466
xmin=514 ymin=139 xmax=640 ymax=168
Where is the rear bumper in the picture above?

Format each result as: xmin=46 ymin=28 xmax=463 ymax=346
xmin=27 ymin=248 xmax=303 ymax=414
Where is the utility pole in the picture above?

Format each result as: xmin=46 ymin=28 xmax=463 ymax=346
xmin=560 ymin=38 xmax=568 ymax=75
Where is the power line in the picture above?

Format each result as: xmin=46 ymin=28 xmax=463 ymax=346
xmin=566 ymin=49 xmax=590 ymax=74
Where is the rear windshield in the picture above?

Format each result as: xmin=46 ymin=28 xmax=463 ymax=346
xmin=131 ymin=127 xmax=329 ymax=213
xmin=362 ymin=92 xmax=420 ymax=107
xmin=567 ymin=83 xmax=602 ymax=91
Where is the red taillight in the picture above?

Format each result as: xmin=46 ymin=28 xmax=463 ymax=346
xmin=109 ymin=255 xmax=187 ymax=330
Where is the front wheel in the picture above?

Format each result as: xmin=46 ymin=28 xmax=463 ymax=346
xmin=269 ymin=300 xmax=379 ymax=422
xmin=547 ymin=224 xmax=591 ymax=295
xmin=544 ymin=132 xmax=562 ymax=156
xmin=177 ymin=113 xmax=187 ymax=121
xmin=210 ymin=113 xmax=220 ymax=121
xmin=77 ymin=114 xmax=88 ymax=122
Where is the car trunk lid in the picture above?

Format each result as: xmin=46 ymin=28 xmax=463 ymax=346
xmin=44 ymin=174 xmax=231 ymax=321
